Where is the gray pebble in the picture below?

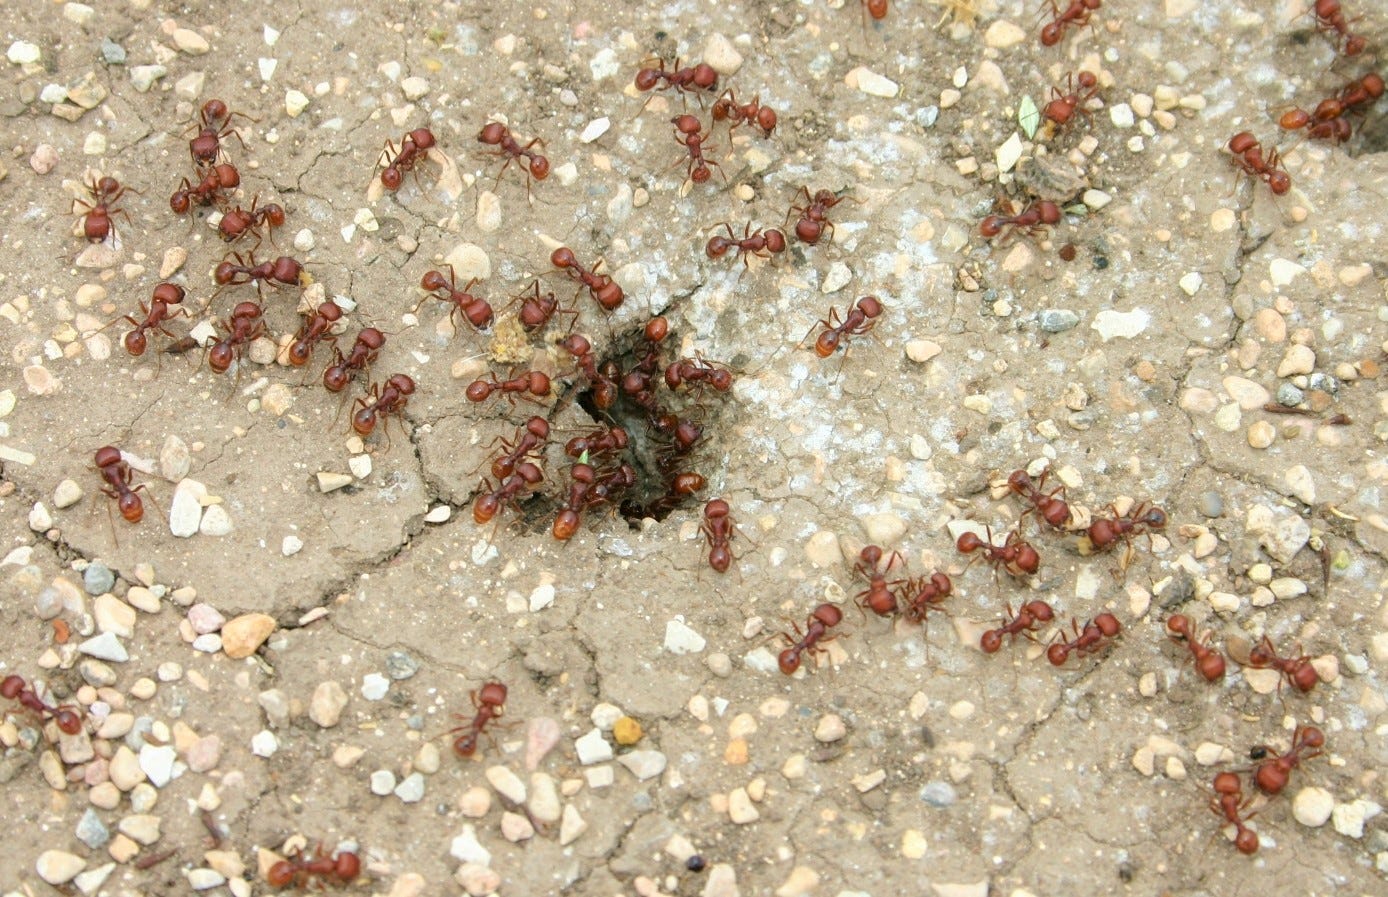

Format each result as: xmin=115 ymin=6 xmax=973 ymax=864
xmin=1198 ymin=491 xmax=1224 ymax=519
xmin=705 ymin=653 xmax=732 ymax=677
xmin=919 ymin=781 xmax=957 ymax=807
xmin=385 ymin=651 xmax=419 ymax=680
xmin=1308 ymin=372 xmax=1339 ymax=394
xmin=1038 ymin=309 xmax=1080 ymax=333
xmin=916 ymin=106 xmax=940 ymax=128
xmin=34 ymin=587 xmax=63 ymax=620
xmin=394 ymin=772 xmax=426 ymax=803
xmin=370 ymin=769 xmax=396 ymax=796
xmin=78 ymin=659 xmax=117 ymax=687
xmin=75 ymin=808 xmax=109 ymax=849
xmin=100 ymin=38 xmax=126 ymax=65
xmin=1276 ymin=383 xmax=1304 ymax=407
xmin=82 ymin=563 xmax=115 ymax=596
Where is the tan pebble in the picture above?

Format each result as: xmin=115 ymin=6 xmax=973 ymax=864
xmin=724 ymin=738 xmax=749 ymax=765
xmin=1278 ymin=344 xmax=1316 ymax=377
xmin=804 ymin=530 xmax=841 ymax=567
xmin=905 ymin=339 xmax=942 ymax=363
xmin=220 ymin=613 xmax=274 ymax=658
xmin=1132 ymin=746 xmax=1155 ymax=776
xmin=1244 ymin=667 xmax=1281 ymax=694
xmin=1293 ymin=787 xmax=1335 ymax=827
xmin=775 ymin=866 xmax=820 ymax=897
xmin=458 ymin=785 xmax=491 ymax=817
xmin=160 ymin=247 xmax=188 ymax=279
xmin=613 ymin=716 xmax=643 ymax=745
xmin=1222 ymin=376 xmax=1269 ymax=409
xmin=1253 ymin=308 xmax=1286 ymax=342
xmin=1165 ymin=756 xmax=1187 ymax=780
xmin=332 ymin=745 xmax=365 ymax=768
xmin=901 ymin=829 xmax=927 ymax=859
xmin=781 ymin=754 xmax=806 ymax=779
xmin=1247 ymin=421 xmax=1275 ymax=449
xmin=727 ymin=787 xmax=759 ymax=824
xmin=814 ymin=713 xmax=846 ymax=742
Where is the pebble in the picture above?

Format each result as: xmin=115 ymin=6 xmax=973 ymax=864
xmin=1285 ymin=465 xmax=1316 ymax=504
xmin=8 ymin=40 xmax=42 ymax=64
xmin=110 ymin=745 xmax=144 ymax=789
xmin=29 ymin=502 xmax=52 ymax=532
xmin=728 ymin=787 xmax=759 ymax=824
xmin=309 ymin=681 xmax=349 ymax=727
xmin=139 ymin=743 xmax=177 ymax=787
xmin=83 ymin=562 xmax=116 ymax=596
xmin=995 ymin=132 xmax=1023 ymax=173
xmin=528 ymin=772 xmax=561 ymax=823
xmin=591 ymin=703 xmax=624 ymax=730
xmin=361 ymin=673 xmax=389 ymax=700
xmin=187 ymin=604 xmax=226 ymax=634
xmin=859 ymin=512 xmax=907 ymax=546
xmin=317 ymin=472 xmax=353 ymax=492
xmin=486 ymin=765 xmax=527 ymax=804
xmin=920 ymin=781 xmax=957 ymax=807
xmin=415 ymin=742 xmax=440 ymax=775
xmin=172 ymin=28 xmax=210 ymax=54
xmin=613 ymin=716 xmax=643 ymax=746
xmin=1269 ymin=258 xmax=1304 ymax=286
xmin=848 ymin=66 xmax=899 ymax=98
xmin=424 ymin=505 xmax=451 ymax=523
xmin=618 ymin=750 xmax=667 ymax=781
xmin=89 ymin=782 xmax=120 ymax=808
xmin=814 ymin=713 xmax=846 ymax=742
xmin=458 ymin=786 xmax=491 ymax=817
xmin=580 ymin=117 xmax=610 ymax=143
xmin=576 ymin=727 xmax=614 ymax=765
xmin=78 ymin=631 xmax=128 ymax=663
xmin=370 ymin=770 xmax=396 ymax=795
xmin=100 ymin=38 xmax=125 ymax=64
xmin=284 ymin=89 xmax=309 ymax=116
xmin=1247 ymin=421 xmax=1275 ymax=449
xmin=664 ymin=617 xmax=707 ymax=654
xmin=118 ymin=813 xmax=161 ymax=845
xmin=1038 ymin=309 xmax=1080 ymax=332
xmin=776 ymin=866 xmax=820 ymax=897
xmin=702 ymin=33 xmax=742 ymax=75
xmin=76 ymin=807 xmax=110 ymax=849
xmin=130 ymin=64 xmax=166 ymax=92
xmin=1178 ymin=272 xmax=1202 ymax=296
xmin=501 ymin=811 xmax=535 ymax=842
xmin=457 ymin=863 xmax=502 ymax=896
xmin=984 ymin=20 xmax=1026 ymax=48
xmin=221 ymin=614 xmax=274 ymax=658
xmin=393 ymin=772 xmax=426 ymax=802
xmin=559 ymin=804 xmax=587 ymax=845
xmin=53 ymin=479 xmax=83 ymax=509
xmin=1278 ymin=344 xmax=1316 ymax=377
xmin=444 ymin=243 xmax=491 ymax=282
xmin=401 ymin=76 xmax=429 ymax=100
xmin=821 ymin=262 xmax=853 ymax=294
xmin=1293 ymin=787 xmax=1335 ymax=827
xmin=1109 ymin=103 xmax=1135 ymax=128
xmin=525 ymin=717 xmax=561 ymax=769
xmin=159 ymin=435 xmax=191 ymax=481
xmin=905 ymin=339 xmax=942 ymax=363
xmin=804 ymin=530 xmax=842 ymax=567
xmin=186 ymin=734 xmax=220 ymax=773
xmin=705 ymin=865 xmax=738 ymax=897
xmin=1092 ymin=308 xmax=1151 ymax=341
xmin=449 ymin=825 xmax=491 ymax=866
xmin=36 ymin=850 xmax=85 ymax=885
xmin=168 ymin=481 xmax=203 ymax=538
xmin=1332 ymin=799 xmax=1381 ymax=838
xmin=187 ymin=869 xmax=226 ymax=890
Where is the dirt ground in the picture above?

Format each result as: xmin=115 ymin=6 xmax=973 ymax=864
xmin=1 ymin=0 xmax=1386 ymax=895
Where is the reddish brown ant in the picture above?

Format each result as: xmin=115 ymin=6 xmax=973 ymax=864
xmin=1250 ymin=725 xmax=1324 ymax=796
xmin=1 ymin=674 xmax=83 ymax=735
xmin=634 ymin=57 xmax=719 ymax=111
xmin=486 ymin=416 xmax=550 ymax=480
xmin=323 ymin=327 xmax=385 ymax=392
xmin=672 ymin=113 xmax=722 ymax=185
xmin=787 ymin=187 xmax=851 ymax=245
xmin=377 ymin=127 xmax=437 ymax=191
xmin=449 ymin=681 xmax=508 ymax=757
xmin=1165 ymin=614 xmax=1226 ymax=682
xmin=551 ymin=246 xmax=624 ymax=311
xmin=1279 ymin=73 xmax=1384 ymax=144
xmin=807 ymin=295 xmax=883 ymax=358
xmin=778 ymin=603 xmax=844 ymax=675
xmin=418 ymin=266 xmax=494 ymax=332
xmin=561 ymin=334 xmax=619 ymax=410
xmin=188 ymin=98 xmax=250 ymax=168
xmin=217 ymin=196 xmax=286 ymax=245
xmin=706 ymin=222 xmax=787 ymax=266
xmin=74 ymin=175 xmax=131 ymax=244
xmin=710 ymin=90 xmax=778 ymax=136
xmin=980 ymin=600 xmax=1054 ymax=654
xmin=1245 ymin=636 xmax=1319 ymax=694
xmin=214 ymin=253 xmax=305 ymax=291
xmin=664 ymin=357 xmax=734 ymax=394
xmin=1226 ymin=132 xmax=1291 ymax=196
xmin=465 ymin=370 xmax=551 ymax=405
xmin=474 ymin=462 xmax=543 ymax=525
xmin=1043 ymin=71 xmax=1100 ymax=129
xmin=95 ymin=445 xmax=149 ymax=524
xmin=1311 ymin=0 xmax=1368 ymax=56
xmin=701 ymin=498 xmax=738 ymax=573
xmin=956 ymin=526 xmax=1041 ymax=578
xmin=1087 ymin=501 xmax=1167 ymax=553
xmin=288 ymin=301 xmax=343 ymax=367
xmin=266 ymin=844 xmax=361 ymax=889
xmin=1046 ymin=612 xmax=1121 ymax=665
xmin=477 ymin=121 xmax=549 ymax=193
xmin=980 ymin=199 xmax=1062 ymax=240
xmin=208 ymin=301 xmax=266 ymax=375
xmin=170 ymin=162 xmax=241 ymax=214
xmin=554 ymin=463 xmax=597 ymax=540
xmin=1007 ymin=469 xmax=1071 ymax=530
xmin=504 ymin=280 xmax=577 ymax=333
xmin=119 ymin=283 xmax=188 ymax=357
xmin=900 ymin=572 xmax=953 ymax=626
xmin=853 ymin=544 xmax=904 ymax=617
xmin=564 ymin=425 xmax=629 ymax=461
xmin=1040 ymin=0 xmax=1102 ymax=47
xmin=352 ymin=373 xmax=416 ymax=438
xmin=1210 ymin=772 xmax=1260 ymax=855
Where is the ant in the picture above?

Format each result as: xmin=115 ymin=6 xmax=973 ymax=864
xmin=1165 ymin=614 xmax=1226 ymax=682
xmin=1 ymin=674 xmax=83 ymax=735
xmin=1311 ymin=0 xmax=1368 ymax=56
xmin=266 ymin=844 xmax=361 ymax=889
xmin=561 ymin=333 xmax=620 ymax=410
xmin=352 ymin=373 xmax=416 ymax=438
xmin=170 ymin=162 xmax=241 ymax=214
xmin=980 ymin=600 xmax=1054 ymax=654
xmin=634 ymin=57 xmax=719 ymax=110
xmin=807 ymin=295 xmax=883 ymax=358
xmin=1040 ymin=0 xmax=1102 ymax=47
xmin=1245 ymin=636 xmax=1319 ymax=694
xmin=564 ymin=425 xmax=629 ymax=462
xmin=504 ymin=280 xmax=576 ymax=333
xmin=214 ymin=253 xmax=305 ymax=291
xmin=449 ymin=681 xmax=508 ymax=757
xmin=323 ymin=327 xmax=385 ymax=392
xmin=419 ymin=267 xmax=494 ymax=332
xmin=1046 ymin=613 xmax=1121 ymax=665
xmin=778 ymin=603 xmax=844 ymax=675
xmin=1250 ymin=725 xmax=1324 ymax=796
xmin=551 ymin=246 xmax=624 ymax=311
xmin=288 ymin=301 xmax=343 ymax=367
xmin=787 ymin=187 xmax=850 ymax=245
xmin=95 ymin=445 xmax=149 ymax=524
xmin=74 ymin=175 xmax=130 ymax=244
xmin=1043 ymin=71 xmax=1100 ymax=129
xmin=899 ymin=572 xmax=953 ymax=626
xmin=217 ymin=196 xmax=286 ymax=245
xmin=1226 ymin=132 xmax=1291 ymax=196
xmin=710 ymin=90 xmax=777 ymax=136
xmin=1279 ymin=74 xmax=1384 ymax=144
xmin=208 ymin=301 xmax=266 ymax=375
xmin=465 ymin=370 xmax=551 ymax=405
xmin=979 ymin=199 xmax=1061 ymax=240
xmin=672 ymin=114 xmax=722 ymax=185
xmin=705 ymin=223 xmax=786 ymax=266
xmin=474 ymin=462 xmax=543 ymax=525
xmin=554 ymin=463 xmax=597 ymax=541
xmin=854 ymin=544 xmax=904 ymax=617
xmin=701 ymin=498 xmax=738 ymax=573
xmin=630 ymin=470 xmax=705 ymax=521
xmin=664 ymin=357 xmax=734 ymax=394
xmin=477 ymin=121 xmax=550 ymax=193
xmin=1007 ymin=469 xmax=1071 ymax=530
xmin=188 ymin=98 xmax=250 ymax=168
xmin=956 ymin=526 xmax=1041 ymax=578
xmin=487 ymin=416 xmax=551 ymax=479
xmin=1210 ymin=772 xmax=1260 ymax=855
xmin=119 ymin=283 xmax=188 ymax=357
xmin=377 ymin=127 xmax=437 ymax=191
xmin=1087 ymin=501 xmax=1167 ymax=553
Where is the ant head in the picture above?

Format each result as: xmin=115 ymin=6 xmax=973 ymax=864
xmin=94 ymin=446 xmax=123 ymax=469
xmin=54 ymin=709 xmax=83 ymax=735
xmin=1235 ymin=829 xmax=1259 ymax=855
xmin=95 ymin=175 xmax=121 ymax=197
xmin=859 ymin=544 xmax=883 ymax=566
xmin=380 ymin=166 xmax=403 ymax=191
xmin=1292 ymin=664 xmax=1319 ymax=692
xmin=1268 ymin=171 xmax=1292 ymax=195
xmin=980 ymin=630 xmax=1003 ymax=653
xmin=478 ymin=681 xmax=508 ymax=707
xmin=214 ymin=261 xmax=239 ymax=285
xmin=672 ymin=114 xmax=701 ymax=135
xmin=202 ymin=98 xmax=229 ymax=124
xmin=1212 ymin=771 xmax=1242 ymax=795
xmin=1297 ymin=726 xmax=1325 ymax=748
xmin=408 ymin=127 xmax=435 ymax=149
xmin=0 ymin=675 xmax=26 ymax=699
xmin=1165 ymin=614 xmax=1191 ymax=638
xmin=764 ymin=228 xmax=786 ymax=253
xmin=757 ymin=107 xmax=778 ymax=134
xmin=321 ymin=363 xmax=349 ymax=391
xmin=266 ymin=861 xmax=297 ymax=888
xmin=263 ymin=204 xmax=287 ymax=226
xmin=813 ymin=603 xmax=843 ymax=627
xmin=358 ymin=327 xmax=386 ymax=350
xmin=777 ymin=648 xmax=802 ymax=675
xmin=706 ymin=236 xmax=732 ymax=258
xmin=1094 ymin=613 xmax=1121 ymax=637
xmin=1229 ymin=132 xmax=1259 ymax=156
xmin=1046 ymin=643 xmax=1070 ymax=666
xmin=956 ymin=531 xmax=984 ymax=552
xmin=388 ymin=373 xmax=417 ymax=395
xmin=478 ymin=122 xmax=506 ymax=145
xmin=526 ymin=371 xmax=550 ymax=395
xmin=857 ymin=295 xmax=883 ymax=318
xmin=170 ymin=190 xmax=191 ymax=215
xmin=795 ymin=217 xmax=824 ymax=243
xmin=152 ymin=283 xmax=186 ymax=305
xmin=1142 ymin=507 xmax=1168 ymax=528
xmin=1024 ymin=600 xmax=1053 ymax=622
xmin=634 ymin=68 xmax=661 ymax=91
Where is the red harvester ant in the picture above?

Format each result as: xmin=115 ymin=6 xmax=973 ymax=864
xmin=551 ymin=246 xmax=625 ymax=311
xmin=854 ymin=544 xmax=904 ymax=617
xmin=1 ymin=674 xmax=83 ymax=735
xmin=487 ymin=416 xmax=551 ymax=480
xmin=778 ymin=603 xmax=844 ymax=674
xmin=1041 ymin=0 xmax=1102 ymax=47
xmin=664 ymin=357 xmax=734 ymax=394
xmin=419 ymin=266 xmax=494 ymax=332
xmin=474 ymin=462 xmax=543 ymax=525
xmin=465 ymin=370 xmax=551 ymax=405
xmin=95 ymin=445 xmax=149 ymax=524
xmin=634 ymin=57 xmax=719 ymax=110
xmin=119 ymin=282 xmax=188 ymax=357
xmin=266 ymin=844 xmax=361 ymax=889
xmin=1226 ymin=132 xmax=1291 ymax=196
xmin=214 ymin=253 xmax=305 ymax=291
xmin=1278 ymin=74 xmax=1384 ymax=145
xmin=711 ymin=90 xmax=778 ymax=136
xmin=1165 ymin=614 xmax=1226 ymax=682
xmin=807 ymin=295 xmax=883 ymax=358
xmin=900 ymin=572 xmax=953 ymax=626
xmin=1250 ymin=725 xmax=1324 ymax=795
xmin=208 ymin=301 xmax=267 ymax=375
xmin=477 ymin=121 xmax=549 ymax=193
xmin=672 ymin=113 xmax=722 ymax=185
xmin=170 ymin=162 xmax=241 ymax=214
xmin=956 ymin=526 xmax=1041 ymax=578
xmin=377 ymin=127 xmax=436 ymax=191
xmin=787 ymin=187 xmax=850 ymax=245
xmin=701 ymin=498 xmax=737 ymax=573
xmin=1245 ymin=636 xmax=1319 ymax=694
xmin=74 ymin=175 xmax=131 ymax=244
xmin=1046 ymin=613 xmax=1122 ymax=665
xmin=323 ymin=327 xmax=385 ymax=392
xmin=189 ymin=98 xmax=250 ymax=168
xmin=450 ymin=682 xmax=508 ymax=757
xmin=288 ymin=301 xmax=343 ymax=367
xmin=1043 ymin=71 xmax=1100 ymax=129
xmin=980 ymin=199 xmax=1061 ymax=240
xmin=218 ymin=196 xmax=286 ymax=245
xmin=352 ymin=373 xmax=415 ymax=438
xmin=1311 ymin=0 xmax=1368 ymax=56
xmin=505 ymin=280 xmax=576 ymax=333
xmin=1211 ymin=771 xmax=1260 ymax=855
xmin=1087 ymin=501 xmax=1167 ymax=554
xmin=1007 ymin=468 xmax=1071 ymax=530
xmin=980 ymin=600 xmax=1054 ymax=654
xmin=706 ymin=222 xmax=787 ymax=266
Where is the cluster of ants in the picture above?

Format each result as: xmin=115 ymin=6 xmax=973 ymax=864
xmin=1227 ymin=2 xmax=1381 ymax=196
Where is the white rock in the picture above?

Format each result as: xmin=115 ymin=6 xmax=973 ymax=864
xmin=575 ymin=728 xmax=613 ymax=765
xmin=1109 ymin=103 xmax=1135 ymax=128
xmin=1178 ymin=272 xmax=1203 ymax=296
xmin=250 ymin=730 xmax=278 ymax=757
xmin=393 ymin=772 xmax=425 ymax=802
xmin=361 ymin=673 xmax=389 ymax=701
xmin=284 ymin=89 xmax=309 ymax=117
xmin=281 ymin=535 xmax=304 ymax=556
xmin=485 ymin=766 xmax=527 ymax=804
xmin=579 ymin=117 xmax=610 ymax=143
xmin=457 ymin=863 xmax=502 ymax=896
xmin=172 ymin=28 xmax=210 ymax=55
xmin=78 ymin=631 xmax=128 ymax=662
xmin=501 ymin=812 xmax=535 ymax=842
xmin=8 ymin=40 xmax=42 ymax=64
xmin=444 ymin=243 xmax=491 ymax=282
xmin=814 ymin=714 xmax=847 ymax=742
xmin=703 ymin=33 xmax=742 ymax=75
xmin=1092 ymin=308 xmax=1151 ymax=341
xmin=29 ymin=502 xmax=52 ymax=532
xmin=527 ymin=773 xmax=561 ymax=823
xmin=401 ymin=76 xmax=429 ymax=100
xmin=1285 ymin=465 xmax=1316 ymax=504
xmin=983 ymin=21 xmax=1026 ymax=48
xmin=449 ymin=825 xmax=491 ymax=866
xmin=317 ymin=471 xmax=353 ymax=492
xmin=529 ymin=583 xmax=555 ymax=612
xmin=36 ymin=850 xmax=85 ymax=885
xmin=168 ymin=481 xmax=203 ymax=538
xmin=1332 ymin=799 xmax=1381 ymax=838
xmin=1278 ymin=344 xmax=1316 ymax=377
xmin=1269 ymin=258 xmax=1304 ymax=287
xmin=199 ymin=504 xmax=232 ymax=536
xmin=859 ymin=512 xmax=907 ymax=546
xmin=309 ymin=681 xmax=348 ymax=727
xmin=995 ymin=132 xmax=1023 ymax=173
xmin=424 ymin=505 xmax=451 ymax=523
xmin=664 ymin=617 xmax=707 ymax=654
xmin=589 ymin=47 xmax=620 ymax=81
xmin=559 ymin=803 xmax=587 ymax=845
xmin=618 ymin=750 xmax=667 ymax=781
xmin=349 ymin=454 xmax=372 ymax=479
xmin=370 ymin=769 xmax=396 ymax=795
xmin=728 ymin=787 xmax=759 ymax=823
xmin=53 ymin=479 xmax=83 ymax=508
xmin=821 ymin=262 xmax=853 ymax=294
xmin=187 ymin=868 xmax=226 ymax=890
xmin=1293 ymin=787 xmax=1335 ymax=827
xmin=139 ymin=744 xmax=178 ymax=787
xmin=849 ymin=66 xmax=899 ymax=98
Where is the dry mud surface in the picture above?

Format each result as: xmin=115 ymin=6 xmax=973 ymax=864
xmin=1 ymin=1 xmax=1387 ymax=896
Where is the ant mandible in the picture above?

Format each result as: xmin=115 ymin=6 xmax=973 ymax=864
xmin=1165 ymin=614 xmax=1226 ymax=682
xmin=74 ymin=175 xmax=131 ymax=244
xmin=1 ymin=674 xmax=83 ymax=735
xmin=778 ymin=603 xmax=844 ymax=675
xmin=980 ymin=600 xmax=1054 ymax=654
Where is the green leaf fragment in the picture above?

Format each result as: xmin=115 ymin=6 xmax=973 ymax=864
xmin=1018 ymin=95 xmax=1040 ymax=140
